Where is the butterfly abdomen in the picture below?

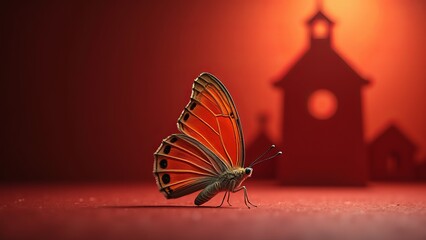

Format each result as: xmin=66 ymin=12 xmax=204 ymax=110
xmin=194 ymin=181 xmax=221 ymax=206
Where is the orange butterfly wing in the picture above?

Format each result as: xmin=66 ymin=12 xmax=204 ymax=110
xmin=177 ymin=72 xmax=245 ymax=168
xmin=153 ymin=134 xmax=226 ymax=198
xmin=153 ymin=73 xmax=245 ymax=199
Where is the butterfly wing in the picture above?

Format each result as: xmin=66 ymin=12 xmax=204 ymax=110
xmin=153 ymin=134 xmax=227 ymax=199
xmin=177 ymin=72 xmax=245 ymax=168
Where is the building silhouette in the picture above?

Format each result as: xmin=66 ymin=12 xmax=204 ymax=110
xmin=274 ymin=8 xmax=369 ymax=185
xmin=245 ymin=114 xmax=276 ymax=179
xmin=369 ymin=124 xmax=418 ymax=181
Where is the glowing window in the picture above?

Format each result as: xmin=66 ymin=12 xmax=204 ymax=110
xmin=308 ymin=89 xmax=338 ymax=120
xmin=312 ymin=20 xmax=329 ymax=38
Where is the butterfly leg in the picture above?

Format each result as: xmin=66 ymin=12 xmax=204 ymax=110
xmin=244 ymin=187 xmax=257 ymax=208
xmin=216 ymin=191 xmax=228 ymax=208
xmin=226 ymin=190 xmax=232 ymax=206
xmin=226 ymin=179 xmax=238 ymax=207
xmin=232 ymin=186 xmax=257 ymax=209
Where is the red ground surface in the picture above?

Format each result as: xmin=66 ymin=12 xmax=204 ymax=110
xmin=1 ymin=181 xmax=425 ymax=240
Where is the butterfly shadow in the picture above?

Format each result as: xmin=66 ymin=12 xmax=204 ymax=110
xmin=100 ymin=204 xmax=238 ymax=209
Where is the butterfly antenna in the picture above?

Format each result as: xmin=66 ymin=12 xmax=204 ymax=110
xmin=249 ymin=145 xmax=276 ymax=168
xmin=250 ymin=151 xmax=283 ymax=167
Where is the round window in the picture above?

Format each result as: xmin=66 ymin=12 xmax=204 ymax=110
xmin=307 ymin=89 xmax=338 ymax=120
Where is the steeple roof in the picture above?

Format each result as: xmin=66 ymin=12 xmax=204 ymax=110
xmin=274 ymin=7 xmax=369 ymax=89
xmin=307 ymin=10 xmax=334 ymax=25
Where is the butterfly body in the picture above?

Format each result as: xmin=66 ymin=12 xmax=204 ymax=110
xmin=194 ymin=167 xmax=252 ymax=206
xmin=153 ymin=73 xmax=280 ymax=208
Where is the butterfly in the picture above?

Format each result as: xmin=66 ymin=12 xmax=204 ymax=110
xmin=153 ymin=73 xmax=281 ymax=208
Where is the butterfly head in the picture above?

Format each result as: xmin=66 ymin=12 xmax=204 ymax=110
xmin=244 ymin=167 xmax=253 ymax=177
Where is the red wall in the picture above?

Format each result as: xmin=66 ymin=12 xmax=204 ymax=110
xmin=1 ymin=1 xmax=425 ymax=182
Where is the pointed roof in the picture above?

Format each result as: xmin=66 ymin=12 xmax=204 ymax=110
xmin=370 ymin=124 xmax=418 ymax=153
xmin=274 ymin=7 xmax=369 ymax=89
xmin=247 ymin=113 xmax=274 ymax=147
xmin=274 ymin=46 xmax=369 ymax=88
xmin=274 ymin=6 xmax=369 ymax=88
xmin=307 ymin=10 xmax=334 ymax=25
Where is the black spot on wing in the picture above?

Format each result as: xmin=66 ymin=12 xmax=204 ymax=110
xmin=183 ymin=112 xmax=190 ymax=121
xmin=164 ymin=145 xmax=171 ymax=154
xmin=159 ymin=159 xmax=167 ymax=169
xmin=162 ymin=174 xmax=170 ymax=184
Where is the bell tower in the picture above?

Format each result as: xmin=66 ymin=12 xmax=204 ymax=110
xmin=308 ymin=10 xmax=334 ymax=46
xmin=274 ymin=8 xmax=369 ymax=185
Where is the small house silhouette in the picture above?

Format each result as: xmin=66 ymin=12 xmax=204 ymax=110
xmin=369 ymin=124 xmax=417 ymax=181
xmin=274 ymin=8 xmax=369 ymax=185
xmin=245 ymin=114 xmax=276 ymax=179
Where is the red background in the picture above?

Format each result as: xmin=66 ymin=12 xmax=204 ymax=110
xmin=1 ymin=0 xmax=425 ymax=182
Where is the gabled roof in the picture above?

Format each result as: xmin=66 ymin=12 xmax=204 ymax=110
xmin=274 ymin=46 xmax=369 ymax=88
xmin=307 ymin=10 xmax=334 ymax=25
xmin=370 ymin=124 xmax=418 ymax=153
xmin=274 ymin=8 xmax=368 ymax=89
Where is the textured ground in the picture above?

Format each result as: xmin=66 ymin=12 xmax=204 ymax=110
xmin=1 ymin=181 xmax=425 ymax=240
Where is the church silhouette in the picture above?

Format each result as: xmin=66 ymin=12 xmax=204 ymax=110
xmin=274 ymin=8 xmax=369 ymax=185
xmin=246 ymin=7 xmax=425 ymax=184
